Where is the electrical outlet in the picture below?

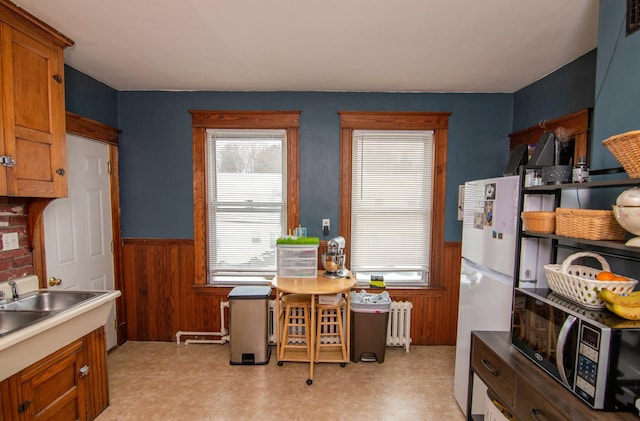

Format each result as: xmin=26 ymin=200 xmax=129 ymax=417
xmin=2 ymin=232 xmax=19 ymax=251
xmin=322 ymin=219 xmax=330 ymax=236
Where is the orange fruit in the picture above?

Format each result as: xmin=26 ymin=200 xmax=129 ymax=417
xmin=596 ymin=271 xmax=616 ymax=281
xmin=612 ymin=275 xmax=629 ymax=282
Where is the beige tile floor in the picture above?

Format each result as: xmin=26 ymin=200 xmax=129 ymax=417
xmin=96 ymin=341 xmax=465 ymax=421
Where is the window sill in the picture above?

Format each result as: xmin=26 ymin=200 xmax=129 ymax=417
xmin=208 ymin=275 xmax=274 ymax=286
xmin=191 ymin=283 xmax=446 ymax=296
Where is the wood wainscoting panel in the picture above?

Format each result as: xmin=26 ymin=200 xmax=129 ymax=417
xmin=84 ymin=327 xmax=108 ymax=420
xmin=121 ymin=238 xmax=462 ymax=345
xmin=122 ymin=239 xmax=191 ymax=341
xmin=180 ymin=285 xmax=232 ymax=334
xmin=364 ymin=242 xmax=461 ymax=345
xmin=439 ymin=242 xmax=462 ymax=344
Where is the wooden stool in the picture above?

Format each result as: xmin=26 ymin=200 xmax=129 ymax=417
xmin=315 ymin=297 xmax=347 ymax=363
xmin=279 ymin=293 xmax=312 ymax=360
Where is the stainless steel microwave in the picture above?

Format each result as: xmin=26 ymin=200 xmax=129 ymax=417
xmin=512 ymin=288 xmax=640 ymax=412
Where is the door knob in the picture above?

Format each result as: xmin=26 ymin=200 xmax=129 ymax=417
xmin=48 ymin=277 xmax=62 ymax=286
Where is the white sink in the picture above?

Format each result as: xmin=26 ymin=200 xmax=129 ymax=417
xmin=0 ymin=277 xmax=120 ymax=381
xmin=1 ymin=290 xmax=102 ymax=313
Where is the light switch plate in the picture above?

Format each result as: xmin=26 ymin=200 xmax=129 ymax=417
xmin=2 ymin=232 xmax=19 ymax=251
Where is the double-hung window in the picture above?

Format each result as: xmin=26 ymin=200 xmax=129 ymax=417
xmin=191 ymin=110 xmax=301 ymax=286
xmin=339 ymin=111 xmax=450 ymax=288
xmin=206 ymin=129 xmax=286 ymax=282
xmin=351 ymin=130 xmax=434 ymax=286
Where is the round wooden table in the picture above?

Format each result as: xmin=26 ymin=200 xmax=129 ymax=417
xmin=272 ymin=271 xmax=355 ymax=384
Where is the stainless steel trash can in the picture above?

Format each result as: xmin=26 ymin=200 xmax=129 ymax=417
xmin=228 ymin=286 xmax=271 ymax=365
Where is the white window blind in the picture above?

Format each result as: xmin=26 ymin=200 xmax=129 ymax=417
xmin=206 ymin=129 xmax=287 ymax=282
xmin=351 ymin=130 xmax=434 ymax=285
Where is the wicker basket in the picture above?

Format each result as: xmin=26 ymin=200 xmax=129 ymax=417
xmin=545 ymin=252 xmax=638 ymax=308
xmin=602 ymin=130 xmax=640 ymax=178
xmin=521 ymin=211 xmax=555 ymax=234
xmin=555 ymin=208 xmax=627 ymax=241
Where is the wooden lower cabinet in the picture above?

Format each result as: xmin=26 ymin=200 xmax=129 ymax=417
xmin=469 ymin=331 xmax=637 ymax=421
xmin=0 ymin=327 xmax=108 ymax=421
xmin=470 ymin=332 xmax=516 ymax=409
xmin=0 ymin=378 xmax=13 ymax=421
xmin=514 ymin=380 xmax=570 ymax=421
xmin=18 ymin=338 xmax=86 ymax=420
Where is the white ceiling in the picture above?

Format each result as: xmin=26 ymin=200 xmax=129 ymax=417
xmin=13 ymin=0 xmax=599 ymax=93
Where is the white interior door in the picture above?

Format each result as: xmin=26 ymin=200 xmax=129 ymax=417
xmin=44 ymin=134 xmax=117 ymax=350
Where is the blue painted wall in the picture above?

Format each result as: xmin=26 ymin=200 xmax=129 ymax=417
xmin=64 ymin=38 xmax=601 ymax=244
xmin=512 ymin=50 xmax=597 ymax=132
xmin=116 ymin=91 xmax=512 ymax=241
xmin=592 ymin=1 xmax=640 ymax=171
xmin=64 ymin=65 xmax=118 ymax=128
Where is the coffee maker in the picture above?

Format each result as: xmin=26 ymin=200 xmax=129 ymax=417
xmin=322 ymin=236 xmax=348 ymax=278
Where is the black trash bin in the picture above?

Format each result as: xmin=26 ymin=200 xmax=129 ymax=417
xmin=228 ymin=286 xmax=271 ymax=365
xmin=350 ymin=291 xmax=391 ymax=363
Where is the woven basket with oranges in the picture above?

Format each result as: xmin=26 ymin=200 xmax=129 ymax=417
xmin=544 ymin=252 xmax=638 ymax=308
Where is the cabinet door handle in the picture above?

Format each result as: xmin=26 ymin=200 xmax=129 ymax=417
xmin=52 ymin=74 xmax=62 ymax=83
xmin=481 ymin=358 xmax=500 ymax=376
xmin=530 ymin=408 xmax=547 ymax=420
xmin=0 ymin=156 xmax=15 ymax=167
xmin=18 ymin=400 xmax=31 ymax=412
xmin=79 ymin=364 xmax=90 ymax=377
xmin=56 ymin=168 xmax=65 ymax=175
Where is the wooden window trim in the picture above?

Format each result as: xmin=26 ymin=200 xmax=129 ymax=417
xmin=190 ymin=110 xmax=301 ymax=285
xmin=627 ymin=0 xmax=640 ymax=36
xmin=338 ymin=111 xmax=451 ymax=286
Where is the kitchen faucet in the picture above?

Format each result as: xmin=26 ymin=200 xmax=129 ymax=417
xmin=8 ymin=280 xmax=18 ymax=300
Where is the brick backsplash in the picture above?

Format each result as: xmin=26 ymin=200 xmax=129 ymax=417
xmin=0 ymin=197 xmax=34 ymax=282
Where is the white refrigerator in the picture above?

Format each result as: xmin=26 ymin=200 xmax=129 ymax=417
xmin=453 ymin=175 xmax=521 ymax=416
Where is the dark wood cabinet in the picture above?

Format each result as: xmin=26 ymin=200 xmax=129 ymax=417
xmin=0 ymin=327 xmax=108 ymax=421
xmin=508 ymin=109 xmax=590 ymax=167
xmin=469 ymin=331 xmax=637 ymax=421
xmin=470 ymin=332 xmax=516 ymax=410
xmin=514 ymin=380 xmax=569 ymax=421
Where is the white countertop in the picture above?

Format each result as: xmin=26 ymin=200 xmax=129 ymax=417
xmin=0 ymin=285 xmax=120 ymax=380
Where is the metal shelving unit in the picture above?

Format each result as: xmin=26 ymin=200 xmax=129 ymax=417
xmin=513 ymin=168 xmax=640 ymax=288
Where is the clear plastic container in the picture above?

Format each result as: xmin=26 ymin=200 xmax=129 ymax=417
xmin=277 ymin=247 xmax=318 ymax=259
xmin=276 ymin=244 xmax=319 ymax=278
xmin=276 ymin=267 xmax=317 ymax=278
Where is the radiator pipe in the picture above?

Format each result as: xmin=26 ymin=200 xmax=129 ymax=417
xmin=175 ymin=301 xmax=230 ymax=345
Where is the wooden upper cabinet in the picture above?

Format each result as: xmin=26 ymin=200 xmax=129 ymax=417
xmin=509 ymin=109 xmax=591 ymax=166
xmin=0 ymin=0 xmax=73 ymax=197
